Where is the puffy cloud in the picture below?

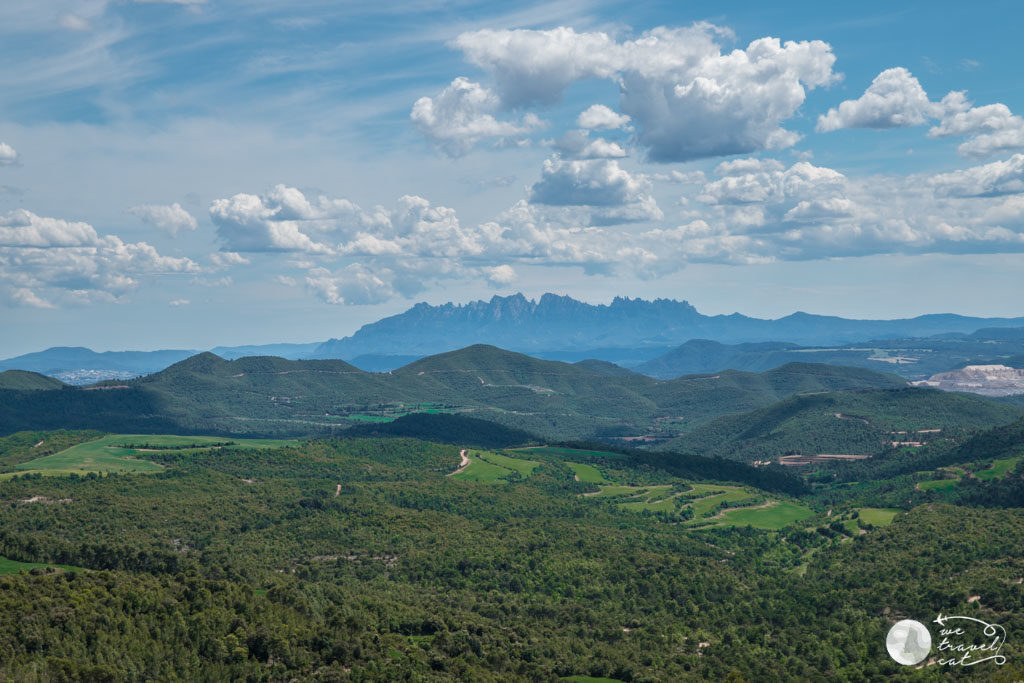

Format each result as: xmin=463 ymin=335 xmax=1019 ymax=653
xmin=549 ymin=130 xmax=627 ymax=159
xmin=305 ymin=265 xmax=394 ymax=305
xmin=209 ymin=190 xmax=335 ymax=254
xmin=816 ymin=68 xmax=939 ymax=131
xmin=818 ymin=69 xmax=1024 ymax=159
xmin=410 ymin=77 xmax=543 ymax=157
xmin=928 ymin=97 xmax=1024 ymax=159
xmin=0 ymin=210 xmax=99 ymax=247
xmin=698 ymin=159 xmax=845 ymax=206
xmin=577 ymin=104 xmax=631 ymax=130
xmin=128 ymin=202 xmax=197 ymax=236
xmin=0 ymin=209 xmax=200 ymax=308
xmin=452 ymin=24 xmax=837 ymax=162
xmin=530 ymin=157 xmax=649 ymax=206
xmin=483 ymin=264 xmax=516 ymax=286
xmin=0 ymin=143 xmax=18 ymax=166
xmin=930 ymin=153 xmax=1024 ymax=197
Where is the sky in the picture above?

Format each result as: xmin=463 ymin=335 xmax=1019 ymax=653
xmin=2 ymin=0 xmax=1024 ymax=356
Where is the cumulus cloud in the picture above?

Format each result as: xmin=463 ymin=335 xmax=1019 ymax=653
xmin=0 ymin=210 xmax=99 ymax=247
xmin=451 ymin=24 xmax=837 ymax=162
xmin=818 ymin=68 xmax=1024 ymax=158
xmin=577 ymin=104 xmax=631 ymax=130
xmin=928 ymin=96 xmax=1024 ymax=159
xmin=0 ymin=209 xmax=200 ymax=308
xmin=210 ymin=190 xmax=336 ymax=254
xmin=483 ymin=264 xmax=516 ymax=286
xmin=0 ymin=143 xmax=19 ymax=166
xmin=305 ymin=265 xmax=394 ymax=305
xmin=207 ymin=152 xmax=1024 ymax=307
xmin=411 ymin=77 xmax=543 ymax=157
xmin=549 ymin=130 xmax=627 ymax=159
xmin=816 ymin=68 xmax=939 ymax=131
xmin=129 ymin=202 xmax=198 ymax=236
xmin=530 ymin=158 xmax=648 ymax=207
xmin=930 ymin=153 xmax=1024 ymax=197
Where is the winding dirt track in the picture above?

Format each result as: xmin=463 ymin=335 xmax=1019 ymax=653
xmin=449 ymin=449 xmax=470 ymax=476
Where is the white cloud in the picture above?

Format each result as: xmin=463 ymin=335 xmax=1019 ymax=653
xmin=816 ymin=68 xmax=939 ymax=131
xmin=0 ymin=209 xmax=200 ymax=307
xmin=209 ymin=190 xmax=335 ymax=254
xmin=305 ymin=265 xmax=394 ymax=305
xmin=129 ymin=202 xmax=197 ymax=236
xmin=930 ymin=153 xmax=1024 ymax=197
xmin=0 ymin=210 xmax=99 ymax=247
xmin=928 ymin=98 xmax=1024 ymax=159
xmin=410 ymin=77 xmax=543 ymax=157
xmin=577 ymin=104 xmax=631 ymax=130
xmin=818 ymin=69 xmax=1024 ymax=159
xmin=549 ymin=130 xmax=627 ymax=159
xmin=699 ymin=159 xmax=845 ymax=206
xmin=8 ymin=287 xmax=54 ymax=309
xmin=209 ymin=251 xmax=250 ymax=268
xmin=530 ymin=158 xmax=651 ymax=207
xmin=168 ymin=298 xmax=189 ymax=307
xmin=483 ymin=264 xmax=516 ymax=286
xmin=0 ymin=143 xmax=19 ymax=166
xmin=452 ymin=24 xmax=837 ymax=162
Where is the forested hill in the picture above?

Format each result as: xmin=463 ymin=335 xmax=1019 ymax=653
xmin=660 ymin=387 xmax=1023 ymax=463
xmin=0 ymin=370 xmax=64 ymax=391
xmin=310 ymin=292 xmax=1024 ymax=358
xmin=0 ymin=346 xmax=908 ymax=439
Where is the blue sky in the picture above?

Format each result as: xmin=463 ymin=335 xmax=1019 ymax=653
xmin=2 ymin=0 xmax=1024 ymax=356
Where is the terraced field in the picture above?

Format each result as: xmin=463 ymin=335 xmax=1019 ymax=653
xmin=578 ymin=475 xmax=812 ymax=529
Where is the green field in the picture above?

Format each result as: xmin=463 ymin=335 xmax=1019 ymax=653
xmin=857 ymin=508 xmax=900 ymax=527
xmin=516 ymin=446 xmax=628 ymax=460
xmin=0 ymin=557 xmax=82 ymax=575
xmin=715 ymin=502 xmax=815 ymax=530
xmin=688 ymin=486 xmax=754 ymax=518
xmin=918 ymin=478 xmax=958 ymax=491
xmin=2 ymin=434 xmax=298 ymax=479
xmin=619 ymin=493 xmax=680 ymax=514
xmin=975 ymin=456 xmax=1022 ymax=481
xmin=566 ymin=461 xmax=608 ymax=484
xmin=451 ymin=451 xmax=540 ymax=483
xmin=587 ymin=485 xmax=672 ymax=500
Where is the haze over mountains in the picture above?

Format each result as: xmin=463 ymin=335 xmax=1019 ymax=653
xmin=5 ymin=293 xmax=1024 ymax=384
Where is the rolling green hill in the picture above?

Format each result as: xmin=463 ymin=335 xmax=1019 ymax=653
xmin=0 ymin=370 xmax=64 ymax=391
xmin=660 ymin=387 xmax=1023 ymax=462
xmin=0 ymin=346 xmax=910 ymax=441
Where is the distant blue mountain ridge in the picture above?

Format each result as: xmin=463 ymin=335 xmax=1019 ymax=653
xmin=4 ymin=293 xmax=1024 ymax=382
